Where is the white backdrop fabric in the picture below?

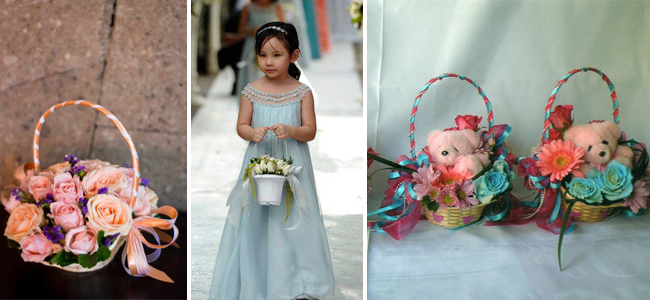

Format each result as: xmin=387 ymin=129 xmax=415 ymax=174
xmin=367 ymin=1 xmax=650 ymax=299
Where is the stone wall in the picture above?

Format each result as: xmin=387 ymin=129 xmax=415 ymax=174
xmin=0 ymin=0 xmax=187 ymax=210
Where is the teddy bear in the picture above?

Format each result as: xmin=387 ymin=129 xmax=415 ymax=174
xmin=563 ymin=121 xmax=634 ymax=176
xmin=427 ymin=129 xmax=489 ymax=177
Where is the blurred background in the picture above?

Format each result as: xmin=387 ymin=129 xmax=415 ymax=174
xmin=190 ymin=0 xmax=364 ymax=299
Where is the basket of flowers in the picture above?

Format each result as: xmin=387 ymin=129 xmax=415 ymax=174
xmin=367 ymin=73 xmax=517 ymax=238
xmin=516 ymin=67 xmax=649 ymax=269
xmin=1 ymin=101 xmax=180 ymax=282
xmin=244 ymin=155 xmax=295 ymax=206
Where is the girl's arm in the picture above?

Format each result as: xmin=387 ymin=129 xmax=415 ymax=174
xmin=271 ymin=91 xmax=316 ymax=142
xmin=276 ymin=5 xmax=284 ymax=22
xmin=237 ymin=94 xmax=268 ymax=142
xmin=237 ymin=6 xmax=256 ymax=37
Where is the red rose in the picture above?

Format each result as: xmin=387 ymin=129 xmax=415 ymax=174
xmin=546 ymin=128 xmax=562 ymax=142
xmin=549 ymin=105 xmax=573 ymax=131
xmin=455 ymin=115 xmax=483 ymax=131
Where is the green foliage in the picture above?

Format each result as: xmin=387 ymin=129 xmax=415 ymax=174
xmin=7 ymin=239 xmax=20 ymax=249
xmin=97 ymin=230 xmax=105 ymax=246
xmin=50 ymin=251 xmax=77 ymax=267
xmin=78 ymin=246 xmax=111 ymax=268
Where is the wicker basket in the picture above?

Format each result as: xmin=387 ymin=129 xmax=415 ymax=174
xmin=408 ymin=74 xmax=502 ymax=228
xmin=540 ymin=68 xmax=625 ymax=223
xmin=560 ymin=187 xmax=623 ymax=222
xmin=423 ymin=201 xmax=492 ymax=228
xmin=29 ymin=101 xmax=143 ymax=272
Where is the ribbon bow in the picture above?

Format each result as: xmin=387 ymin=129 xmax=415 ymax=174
xmin=122 ymin=206 xmax=180 ymax=283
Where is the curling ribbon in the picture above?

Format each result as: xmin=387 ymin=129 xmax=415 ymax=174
xmin=122 ymin=206 xmax=180 ymax=283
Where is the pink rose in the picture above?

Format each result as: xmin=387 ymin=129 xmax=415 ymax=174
xmin=549 ymin=105 xmax=573 ymax=131
xmin=28 ymin=175 xmax=53 ymax=202
xmin=4 ymin=204 xmax=44 ymax=243
xmin=132 ymin=187 xmax=157 ymax=216
xmin=17 ymin=168 xmax=35 ymax=193
xmin=64 ymin=226 xmax=99 ymax=255
xmin=455 ymin=115 xmax=483 ymax=131
xmin=86 ymin=194 xmax=133 ymax=235
xmin=78 ymin=159 xmax=112 ymax=174
xmin=53 ymin=173 xmax=83 ymax=204
xmin=20 ymin=232 xmax=62 ymax=262
xmin=45 ymin=162 xmax=71 ymax=174
xmin=367 ymin=147 xmax=378 ymax=169
xmin=82 ymin=167 xmax=127 ymax=198
xmin=48 ymin=202 xmax=84 ymax=232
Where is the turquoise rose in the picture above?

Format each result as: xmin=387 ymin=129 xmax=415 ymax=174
xmin=567 ymin=177 xmax=603 ymax=204
xmin=474 ymin=170 xmax=510 ymax=204
xmin=594 ymin=160 xmax=633 ymax=201
xmin=491 ymin=159 xmax=515 ymax=181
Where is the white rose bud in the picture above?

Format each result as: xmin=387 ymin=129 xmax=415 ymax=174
xmin=268 ymin=162 xmax=275 ymax=173
xmin=254 ymin=164 xmax=263 ymax=175
xmin=282 ymin=165 xmax=291 ymax=176
xmin=277 ymin=161 xmax=285 ymax=170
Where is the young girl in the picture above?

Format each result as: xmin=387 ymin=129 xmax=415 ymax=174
xmin=236 ymin=0 xmax=284 ymax=95
xmin=209 ymin=22 xmax=335 ymax=300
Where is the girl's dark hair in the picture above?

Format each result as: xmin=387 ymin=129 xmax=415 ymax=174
xmin=254 ymin=22 xmax=301 ymax=80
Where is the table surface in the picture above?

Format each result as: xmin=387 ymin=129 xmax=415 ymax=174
xmin=0 ymin=209 xmax=187 ymax=299
xmin=368 ymin=214 xmax=650 ymax=300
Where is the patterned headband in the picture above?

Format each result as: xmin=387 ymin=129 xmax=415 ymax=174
xmin=257 ymin=25 xmax=287 ymax=35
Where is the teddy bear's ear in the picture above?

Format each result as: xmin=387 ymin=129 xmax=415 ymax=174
xmin=459 ymin=129 xmax=481 ymax=148
xmin=427 ymin=130 xmax=444 ymax=147
xmin=564 ymin=126 xmax=581 ymax=142
xmin=598 ymin=121 xmax=621 ymax=141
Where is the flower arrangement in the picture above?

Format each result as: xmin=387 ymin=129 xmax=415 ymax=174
xmin=3 ymin=155 xmax=157 ymax=269
xmin=243 ymin=155 xmax=301 ymax=222
xmin=2 ymin=101 xmax=179 ymax=282
xmin=348 ymin=0 xmax=363 ymax=29
xmin=515 ymin=68 xmax=650 ymax=270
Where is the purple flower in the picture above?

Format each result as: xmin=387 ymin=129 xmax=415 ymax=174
xmin=43 ymin=225 xmax=64 ymax=243
xmin=64 ymin=154 xmax=79 ymax=165
xmin=140 ymin=177 xmax=149 ymax=187
xmin=98 ymin=187 xmax=109 ymax=195
xmin=72 ymin=165 xmax=86 ymax=174
xmin=102 ymin=233 xmax=120 ymax=247
xmin=12 ymin=188 xmax=20 ymax=197
xmin=124 ymin=163 xmax=132 ymax=168
xmin=36 ymin=194 xmax=54 ymax=207
xmin=79 ymin=197 xmax=89 ymax=216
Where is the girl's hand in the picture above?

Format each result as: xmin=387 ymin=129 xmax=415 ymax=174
xmin=253 ymin=127 xmax=269 ymax=143
xmin=270 ymin=124 xmax=293 ymax=139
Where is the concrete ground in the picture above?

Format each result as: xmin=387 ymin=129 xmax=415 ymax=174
xmin=191 ymin=41 xmax=364 ymax=300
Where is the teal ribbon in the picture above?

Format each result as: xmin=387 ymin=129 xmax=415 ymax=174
xmin=548 ymin=182 xmax=562 ymax=223
xmin=622 ymin=208 xmax=648 ymax=217
xmin=493 ymin=125 xmax=512 ymax=161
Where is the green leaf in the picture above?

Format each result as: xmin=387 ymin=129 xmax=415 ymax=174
xmin=49 ymin=251 xmax=77 ymax=267
xmin=558 ymin=200 xmax=576 ymax=271
xmin=96 ymin=246 xmax=111 ymax=262
xmin=7 ymin=239 xmax=20 ymax=249
xmin=49 ymin=251 xmax=63 ymax=265
xmin=78 ymin=253 xmax=98 ymax=268
xmin=428 ymin=201 xmax=439 ymax=212
xmin=367 ymin=153 xmax=415 ymax=174
xmin=97 ymin=230 xmax=105 ymax=246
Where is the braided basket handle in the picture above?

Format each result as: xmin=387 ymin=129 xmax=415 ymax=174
xmin=409 ymin=73 xmax=494 ymax=159
xmin=542 ymin=67 xmax=619 ymax=143
xmin=33 ymin=101 xmax=140 ymax=208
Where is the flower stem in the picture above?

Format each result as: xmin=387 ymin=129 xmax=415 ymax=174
xmin=558 ymin=200 xmax=576 ymax=271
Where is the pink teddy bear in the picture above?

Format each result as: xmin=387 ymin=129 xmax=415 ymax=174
xmin=427 ymin=129 xmax=489 ymax=177
xmin=563 ymin=121 xmax=634 ymax=176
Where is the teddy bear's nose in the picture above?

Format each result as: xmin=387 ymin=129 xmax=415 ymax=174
xmin=599 ymin=151 xmax=606 ymax=157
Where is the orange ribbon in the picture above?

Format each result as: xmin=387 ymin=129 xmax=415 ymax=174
xmin=123 ymin=206 xmax=180 ymax=283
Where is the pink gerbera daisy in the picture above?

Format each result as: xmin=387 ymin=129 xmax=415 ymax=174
xmin=434 ymin=185 xmax=460 ymax=208
xmin=536 ymin=140 xmax=585 ymax=182
xmin=412 ymin=166 xmax=441 ymax=200
xmin=455 ymin=180 xmax=479 ymax=208
xmin=623 ymin=181 xmax=650 ymax=213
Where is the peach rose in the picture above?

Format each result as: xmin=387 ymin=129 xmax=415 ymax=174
xmin=64 ymin=226 xmax=99 ymax=255
xmin=20 ymin=232 xmax=62 ymax=262
xmin=82 ymin=167 xmax=127 ymax=198
xmin=53 ymin=173 xmax=83 ymax=204
xmin=48 ymin=202 xmax=84 ymax=232
xmin=3 ymin=189 xmax=22 ymax=213
xmin=28 ymin=175 xmax=53 ymax=202
xmin=45 ymin=162 xmax=71 ymax=174
xmin=4 ymin=204 xmax=44 ymax=243
xmin=86 ymin=194 xmax=133 ymax=235
xmin=18 ymin=169 xmax=35 ymax=193
xmin=78 ymin=159 xmax=112 ymax=174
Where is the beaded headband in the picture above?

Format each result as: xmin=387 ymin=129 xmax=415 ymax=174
xmin=257 ymin=25 xmax=287 ymax=35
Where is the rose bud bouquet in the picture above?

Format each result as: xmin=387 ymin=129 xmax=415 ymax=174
xmin=2 ymin=101 xmax=179 ymax=283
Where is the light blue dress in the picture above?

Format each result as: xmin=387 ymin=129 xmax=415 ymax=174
xmin=209 ymin=83 xmax=335 ymax=300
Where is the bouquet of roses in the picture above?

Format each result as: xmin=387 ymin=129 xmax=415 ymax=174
xmin=2 ymin=155 xmax=157 ymax=270
xmin=243 ymin=155 xmax=299 ymax=221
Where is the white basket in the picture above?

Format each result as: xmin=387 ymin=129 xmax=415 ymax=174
xmin=40 ymin=235 xmax=127 ymax=273
xmin=254 ymin=174 xmax=287 ymax=206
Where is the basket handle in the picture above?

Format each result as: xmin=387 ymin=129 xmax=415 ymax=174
xmin=409 ymin=73 xmax=494 ymax=159
xmin=541 ymin=67 xmax=619 ymax=143
xmin=32 ymin=100 xmax=140 ymax=208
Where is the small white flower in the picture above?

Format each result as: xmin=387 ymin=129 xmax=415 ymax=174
xmin=254 ymin=164 xmax=263 ymax=175
xmin=268 ymin=162 xmax=275 ymax=173
xmin=277 ymin=161 xmax=285 ymax=170
xmin=282 ymin=165 xmax=291 ymax=176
